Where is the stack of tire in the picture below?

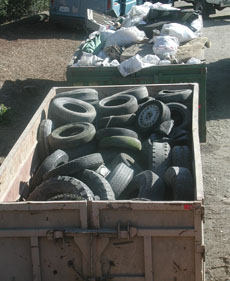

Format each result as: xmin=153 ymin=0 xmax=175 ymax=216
xmin=27 ymin=86 xmax=194 ymax=202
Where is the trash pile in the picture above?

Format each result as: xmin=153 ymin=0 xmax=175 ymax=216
xmin=26 ymin=86 xmax=195 ymax=202
xmin=72 ymin=2 xmax=210 ymax=76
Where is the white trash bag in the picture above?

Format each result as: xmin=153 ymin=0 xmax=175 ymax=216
xmin=161 ymin=23 xmax=197 ymax=43
xmin=153 ymin=36 xmax=179 ymax=59
xmin=105 ymin=27 xmax=146 ymax=48
xmin=118 ymin=54 xmax=160 ymax=77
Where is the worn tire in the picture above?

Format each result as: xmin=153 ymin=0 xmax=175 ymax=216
xmin=137 ymin=170 xmax=166 ymax=201
xmin=107 ymin=162 xmax=134 ymax=199
xmin=98 ymin=94 xmax=138 ymax=117
xmin=149 ymin=142 xmax=171 ymax=178
xmin=96 ymin=127 xmax=138 ymax=141
xmin=167 ymin=102 xmax=191 ymax=131
xmin=53 ymin=88 xmax=98 ymax=103
xmin=27 ymin=176 xmax=94 ymax=201
xmin=29 ymin=149 xmax=69 ymax=193
xmin=136 ymin=99 xmax=171 ymax=135
xmin=155 ymin=120 xmax=174 ymax=136
xmin=97 ymin=113 xmax=136 ymax=129
xmin=171 ymin=145 xmax=192 ymax=170
xmin=49 ymin=97 xmax=96 ymax=125
xmin=43 ymin=153 xmax=104 ymax=180
xmin=164 ymin=166 xmax=194 ymax=200
xmin=80 ymin=169 xmax=115 ymax=200
xmin=113 ymin=86 xmax=148 ymax=102
xmin=47 ymin=193 xmax=84 ymax=201
xmin=48 ymin=122 xmax=96 ymax=151
xmin=37 ymin=119 xmax=53 ymax=162
xmin=107 ymin=153 xmax=142 ymax=176
xmin=155 ymin=89 xmax=192 ymax=105
xmin=99 ymin=136 xmax=142 ymax=152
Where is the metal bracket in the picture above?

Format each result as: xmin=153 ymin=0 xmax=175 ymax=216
xmin=117 ymin=223 xmax=137 ymax=239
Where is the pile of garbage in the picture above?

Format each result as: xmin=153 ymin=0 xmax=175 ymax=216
xmin=25 ymin=86 xmax=195 ymax=202
xmin=72 ymin=2 xmax=210 ymax=77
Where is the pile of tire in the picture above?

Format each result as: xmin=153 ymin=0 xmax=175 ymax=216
xmin=27 ymin=86 xmax=195 ymax=202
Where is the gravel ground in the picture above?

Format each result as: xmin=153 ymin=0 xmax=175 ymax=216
xmin=0 ymin=5 xmax=230 ymax=279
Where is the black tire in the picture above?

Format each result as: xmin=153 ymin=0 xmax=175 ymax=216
xmin=107 ymin=162 xmax=134 ymax=199
xmin=136 ymin=99 xmax=171 ymax=135
xmin=37 ymin=119 xmax=52 ymax=162
xmin=107 ymin=153 xmax=142 ymax=176
xmin=98 ymin=94 xmax=138 ymax=117
xmin=194 ymin=0 xmax=215 ymax=18
xmin=113 ymin=86 xmax=149 ymax=102
xmin=138 ymin=96 xmax=155 ymax=106
xmin=96 ymin=127 xmax=138 ymax=141
xmin=164 ymin=166 xmax=194 ymax=200
xmin=29 ymin=149 xmax=69 ymax=193
xmin=149 ymin=142 xmax=171 ymax=178
xmin=63 ymin=141 xmax=97 ymax=161
xmin=169 ymin=129 xmax=191 ymax=146
xmin=137 ymin=170 xmax=166 ymax=201
xmin=43 ymin=153 xmax=104 ymax=180
xmin=167 ymin=102 xmax=191 ymax=131
xmin=48 ymin=122 xmax=96 ymax=151
xmin=53 ymin=88 xmax=98 ymax=103
xmin=47 ymin=193 xmax=84 ymax=201
xmin=27 ymin=176 xmax=94 ymax=201
xmin=80 ymin=169 xmax=115 ymax=200
xmin=155 ymin=89 xmax=193 ymax=105
xmin=99 ymin=136 xmax=142 ymax=152
xmin=48 ymin=97 xmax=96 ymax=125
xmin=97 ymin=113 xmax=136 ymax=129
xmin=171 ymin=145 xmax=192 ymax=170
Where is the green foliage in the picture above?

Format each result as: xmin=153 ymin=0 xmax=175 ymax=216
xmin=0 ymin=104 xmax=11 ymax=123
xmin=0 ymin=0 xmax=49 ymax=23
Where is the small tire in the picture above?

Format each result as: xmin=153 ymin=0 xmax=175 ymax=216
xmin=155 ymin=89 xmax=192 ymax=105
xmin=107 ymin=162 xmax=134 ymax=199
xmin=96 ymin=127 xmax=138 ymax=141
xmin=136 ymin=99 xmax=171 ymax=135
xmin=63 ymin=141 xmax=97 ymax=161
xmin=37 ymin=119 xmax=53 ymax=162
xmin=167 ymin=102 xmax=191 ymax=131
xmin=43 ymin=153 xmax=104 ymax=180
xmin=48 ymin=97 xmax=96 ymax=125
xmin=98 ymin=94 xmax=138 ymax=117
xmin=29 ymin=149 xmax=69 ymax=193
xmin=27 ymin=176 xmax=94 ymax=201
xmin=137 ymin=170 xmax=166 ymax=201
xmin=80 ymin=169 xmax=115 ymax=200
xmin=48 ymin=122 xmax=96 ymax=151
xmin=113 ymin=86 xmax=149 ymax=102
xmin=164 ymin=166 xmax=194 ymax=200
xmin=53 ymin=88 xmax=98 ymax=103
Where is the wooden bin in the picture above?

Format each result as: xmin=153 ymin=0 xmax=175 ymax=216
xmin=0 ymin=83 xmax=204 ymax=281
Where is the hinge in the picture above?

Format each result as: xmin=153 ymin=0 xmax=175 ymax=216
xmin=196 ymin=245 xmax=205 ymax=262
xmin=195 ymin=205 xmax=205 ymax=223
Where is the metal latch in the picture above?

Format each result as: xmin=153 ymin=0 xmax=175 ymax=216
xmin=47 ymin=230 xmax=64 ymax=240
xmin=117 ymin=223 xmax=137 ymax=239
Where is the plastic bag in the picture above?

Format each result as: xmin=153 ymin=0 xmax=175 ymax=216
xmin=153 ymin=36 xmax=179 ymax=59
xmin=76 ymin=52 xmax=103 ymax=66
xmin=118 ymin=54 xmax=160 ymax=77
xmin=159 ymin=59 xmax=171 ymax=65
xmin=104 ymin=27 xmax=146 ymax=48
xmin=190 ymin=15 xmax=203 ymax=36
xmin=186 ymin=57 xmax=201 ymax=64
xmin=161 ymin=23 xmax=197 ymax=43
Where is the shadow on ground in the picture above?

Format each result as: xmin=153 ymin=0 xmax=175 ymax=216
xmin=0 ymin=78 xmax=68 ymax=159
xmin=0 ymin=14 xmax=86 ymax=41
xmin=206 ymin=58 xmax=230 ymax=121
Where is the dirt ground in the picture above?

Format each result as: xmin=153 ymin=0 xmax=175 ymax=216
xmin=0 ymin=4 xmax=230 ymax=280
